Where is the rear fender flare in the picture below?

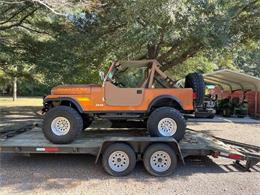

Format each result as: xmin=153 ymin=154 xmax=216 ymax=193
xmin=147 ymin=95 xmax=183 ymax=113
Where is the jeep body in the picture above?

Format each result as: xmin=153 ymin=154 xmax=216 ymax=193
xmin=42 ymin=60 xmax=202 ymax=144
xmin=43 ymin=60 xmax=194 ymax=118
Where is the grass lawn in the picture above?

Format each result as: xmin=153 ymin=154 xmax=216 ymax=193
xmin=0 ymin=97 xmax=43 ymax=131
xmin=0 ymin=97 xmax=42 ymax=107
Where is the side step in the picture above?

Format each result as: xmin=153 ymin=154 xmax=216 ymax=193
xmin=97 ymin=113 xmax=143 ymax=119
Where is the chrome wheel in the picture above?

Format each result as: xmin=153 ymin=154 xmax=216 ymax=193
xmin=158 ymin=118 xmax=177 ymax=136
xmin=150 ymin=151 xmax=171 ymax=172
xmin=51 ymin=117 xmax=71 ymax=136
xmin=108 ymin=151 xmax=130 ymax=172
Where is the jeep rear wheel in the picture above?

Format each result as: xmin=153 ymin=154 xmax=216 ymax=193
xmin=43 ymin=106 xmax=83 ymax=144
xmin=147 ymin=107 xmax=186 ymax=141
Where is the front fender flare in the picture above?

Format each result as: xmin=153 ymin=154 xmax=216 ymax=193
xmin=44 ymin=97 xmax=84 ymax=113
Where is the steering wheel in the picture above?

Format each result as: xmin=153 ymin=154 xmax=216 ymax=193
xmin=105 ymin=75 xmax=125 ymax=87
xmin=117 ymin=81 xmax=126 ymax=87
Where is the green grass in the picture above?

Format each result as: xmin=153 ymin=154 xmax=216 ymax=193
xmin=0 ymin=97 xmax=42 ymax=107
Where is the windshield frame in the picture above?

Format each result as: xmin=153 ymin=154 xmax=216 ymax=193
xmin=104 ymin=63 xmax=147 ymax=88
xmin=103 ymin=60 xmax=176 ymax=88
xmin=103 ymin=62 xmax=116 ymax=85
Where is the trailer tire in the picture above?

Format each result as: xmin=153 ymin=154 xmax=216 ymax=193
xmin=43 ymin=106 xmax=83 ymax=144
xmin=143 ymin=143 xmax=177 ymax=176
xmin=102 ymin=143 xmax=136 ymax=176
xmin=147 ymin=107 xmax=186 ymax=141
xmin=185 ymin=72 xmax=205 ymax=106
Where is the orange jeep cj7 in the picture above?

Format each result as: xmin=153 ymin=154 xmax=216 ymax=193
xmin=42 ymin=60 xmax=205 ymax=144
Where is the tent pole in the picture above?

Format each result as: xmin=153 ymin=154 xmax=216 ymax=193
xmin=254 ymin=91 xmax=258 ymax=118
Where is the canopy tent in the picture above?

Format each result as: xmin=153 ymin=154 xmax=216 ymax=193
xmin=203 ymin=69 xmax=260 ymax=118
xmin=203 ymin=69 xmax=260 ymax=91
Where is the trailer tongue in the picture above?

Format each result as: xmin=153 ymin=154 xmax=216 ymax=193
xmin=1 ymin=124 xmax=259 ymax=176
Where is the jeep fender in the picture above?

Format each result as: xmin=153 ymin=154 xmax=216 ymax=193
xmin=147 ymin=95 xmax=183 ymax=113
xmin=44 ymin=97 xmax=84 ymax=113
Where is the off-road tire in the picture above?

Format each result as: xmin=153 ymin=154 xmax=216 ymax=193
xmin=143 ymin=143 xmax=177 ymax=177
xmin=185 ymin=72 xmax=205 ymax=106
xmin=43 ymin=106 xmax=83 ymax=144
xmin=147 ymin=107 xmax=186 ymax=141
xmin=102 ymin=143 xmax=136 ymax=176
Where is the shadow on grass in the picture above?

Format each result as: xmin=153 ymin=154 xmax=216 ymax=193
xmin=0 ymin=106 xmax=42 ymax=132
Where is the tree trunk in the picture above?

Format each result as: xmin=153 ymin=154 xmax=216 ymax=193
xmin=147 ymin=44 xmax=158 ymax=59
xmin=13 ymin=76 xmax=17 ymax=101
xmin=161 ymin=44 xmax=202 ymax=71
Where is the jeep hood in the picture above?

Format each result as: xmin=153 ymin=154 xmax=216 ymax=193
xmin=51 ymin=84 xmax=101 ymax=95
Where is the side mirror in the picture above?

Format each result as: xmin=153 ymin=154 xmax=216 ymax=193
xmin=99 ymin=71 xmax=105 ymax=81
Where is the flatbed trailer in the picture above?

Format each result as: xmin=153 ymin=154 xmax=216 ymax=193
xmin=1 ymin=124 xmax=260 ymax=176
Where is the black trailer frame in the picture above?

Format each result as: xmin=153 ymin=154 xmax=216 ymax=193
xmin=1 ymin=124 xmax=260 ymax=175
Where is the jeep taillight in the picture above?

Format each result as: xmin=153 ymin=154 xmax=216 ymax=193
xmin=193 ymin=92 xmax=197 ymax=99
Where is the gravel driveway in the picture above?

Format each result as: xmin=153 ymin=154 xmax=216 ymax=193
xmin=1 ymin=107 xmax=260 ymax=195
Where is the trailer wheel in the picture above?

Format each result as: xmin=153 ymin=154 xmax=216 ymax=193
xmin=102 ymin=143 xmax=136 ymax=176
xmin=143 ymin=143 xmax=177 ymax=177
xmin=147 ymin=107 xmax=186 ymax=141
xmin=43 ymin=106 xmax=83 ymax=144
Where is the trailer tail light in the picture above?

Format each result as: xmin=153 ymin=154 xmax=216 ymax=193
xmin=193 ymin=92 xmax=197 ymax=99
xmin=220 ymin=152 xmax=244 ymax=160
xmin=228 ymin=153 xmax=244 ymax=160
xmin=36 ymin=147 xmax=60 ymax=152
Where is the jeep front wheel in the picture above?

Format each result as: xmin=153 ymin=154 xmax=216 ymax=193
xmin=147 ymin=107 xmax=186 ymax=141
xmin=43 ymin=106 xmax=83 ymax=144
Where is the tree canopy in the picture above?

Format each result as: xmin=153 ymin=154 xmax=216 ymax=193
xmin=0 ymin=0 xmax=259 ymax=96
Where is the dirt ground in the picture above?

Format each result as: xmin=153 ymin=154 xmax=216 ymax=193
xmin=0 ymin=98 xmax=260 ymax=195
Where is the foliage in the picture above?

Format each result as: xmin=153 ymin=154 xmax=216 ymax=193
xmin=0 ymin=0 xmax=259 ymax=96
xmin=76 ymin=0 xmax=259 ymax=69
xmin=234 ymin=40 xmax=260 ymax=77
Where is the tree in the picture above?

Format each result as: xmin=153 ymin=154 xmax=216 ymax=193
xmin=234 ymin=41 xmax=260 ymax=77
xmin=0 ymin=0 xmax=259 ymax=98
xmin=0 ymin=1 xmax=39 ymax=100
xmin=0 ymin=0 xmax=100 ymax=18
xmin=76 ymin=0 xmax=259 ymax=71
xmin=0 ymin=0 xmax=102 ymax=99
